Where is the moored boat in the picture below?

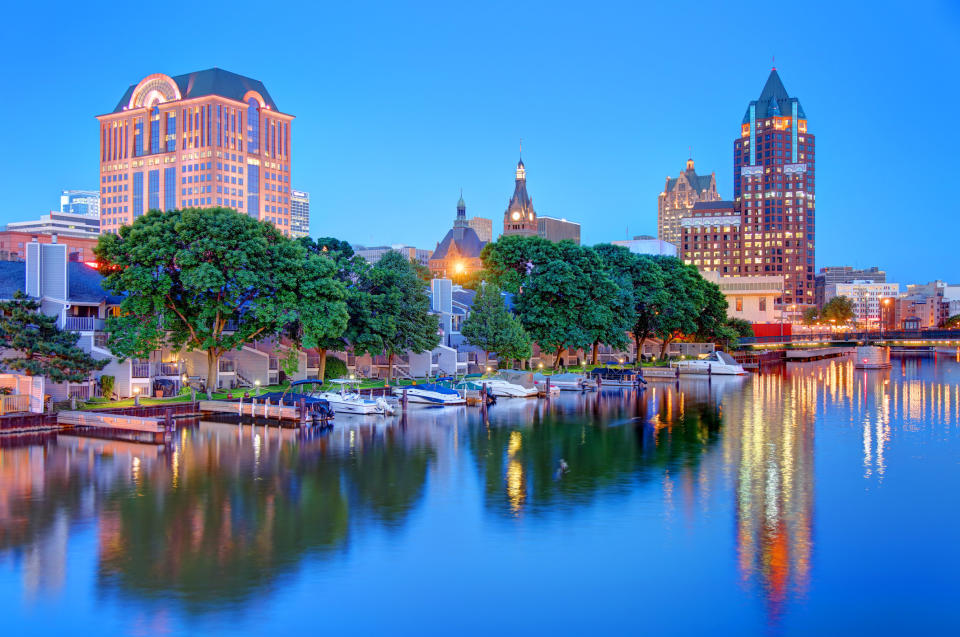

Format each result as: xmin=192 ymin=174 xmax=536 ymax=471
xmin=589 ymin=367 xmax=646 ymax=388
xmin=673 ymin=351 xmax=746 ymax=375
xmin=320 ymin=379 xmax=395 ymax=415
xmin=393 ymin=381 xmax=466 ymax=406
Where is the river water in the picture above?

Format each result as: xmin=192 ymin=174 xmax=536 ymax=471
xmin=1 ymin=355 xmax=959 ymax=635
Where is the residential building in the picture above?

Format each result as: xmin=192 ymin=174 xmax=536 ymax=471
xmin=611 ymin=235 xmax=678 ymax=257
xmin=467 ymin=217 xmax=493 ymax=243
xmin=502 ymin=156 xmax=537 ymax=237
xmin=826 ymin=281 xmax=900 ymax=326
xmin=814 ymin=266 xmax=886 ymax=307
xmin=657 ymin=157 xmax=720 ymax=246
xmin=60 ymin=190 xmax=100 ymax=217
xmin=680 ymin=200 xmax=745 ymax=274
xmin=884 ymin=294 xmax=942 ymax=330
xmin=703 ymin=271 xmax=783 ymax=324
xmin=354 ymin=244 xmax=431 ymax=266
xmin=429 ymin=195 xmax=487 ymax=278
xmin=538 ymin=216 xmax=581 ymax=244
xmin=290 ymin=189 xmax=310 ymax=238
xmin=733 ymin=68 xmax=815 ymax=308
xmin=97 ymin=68 xmax=294 ymax=235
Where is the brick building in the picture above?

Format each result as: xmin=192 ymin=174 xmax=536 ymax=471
xmin=502 ymin=156 xmax=538 ymax=237
xmin=680 ymin=200 xmax=745 ymax=275
xmin=733 ymin=68 xmax=815 ymax=309
xmin=97 ymin=68 xmax=294 ymax=235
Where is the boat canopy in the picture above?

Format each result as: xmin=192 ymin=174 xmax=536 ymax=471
xmin=407 ymin=383 xmax=460 ymax=396
xmin=712 ymin=351 xmax=738 ymax=365
xmin=494 ymin=370 xmax=536 ymax=389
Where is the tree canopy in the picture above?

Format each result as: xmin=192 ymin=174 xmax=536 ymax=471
xmin=461 ymin=283 xmax=531 ymax=364
xmin=346 ymin=250 xmax=440 ymax=380
xmin=0 ymin=292 xmax=106 ymax=383
xmin=821 ymin=295 xmax=855 ymax=325
xmin=96 ymin=207 xmax=347 ymax=391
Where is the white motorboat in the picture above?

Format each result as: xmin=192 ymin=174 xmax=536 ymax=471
xmin=589 ymin=367 xmax=645 ymax=387
xmin=674 ymin=351 xmax=747 ymax=375
xmin=483 ymin=371 xmax=539 ymax=398
xmin=534 ymin=372 xmax=594 ymax=391
xmin=393 ymin=382 xmax=466 ymax=406
xmin=320 ymin=379 xmax=395 ymax=415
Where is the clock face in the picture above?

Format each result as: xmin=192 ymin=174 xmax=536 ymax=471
xmin=512 ymin=211 xmax=520 ymax=221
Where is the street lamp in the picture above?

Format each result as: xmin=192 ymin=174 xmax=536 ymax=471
xmin=881 ymin=298 xmax=892 ymax=341
xmin=254 ymin=379 xmax=261 ymax=396
xmin=133 ymin=386 xmax=140 ymax=406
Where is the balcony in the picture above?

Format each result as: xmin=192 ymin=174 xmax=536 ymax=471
xmin=64 ymin=317 xmax=105 ymax=332
xmin=156 ymin=362 xmax=181 ymax=376
xmin=219 ymin=359 xmax=236 ymax=373
xmin=131 ymin=360 xmax=151 ymax=378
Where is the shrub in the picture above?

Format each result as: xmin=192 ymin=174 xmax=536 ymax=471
xmin=99 ymin=375 xmax=115 ymax=400
xmin=324 ymin=356 xmax=348 ymax=380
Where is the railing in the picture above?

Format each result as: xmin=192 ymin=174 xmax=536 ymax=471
xmin=219 ymin=359 xmax=236 ymax=373
xmin=0 ymin=394 xmax=30 ymax=415
xmin=64 ymin=317 xmax=105 ymax=332
xmin=741 ymin=329 xmax=960 ymax=346
xmin=131 ymin=361 xmax=151 ymax=378
xmin=68 ymin=384 xmax=93 ymax=400
xmin=157 ymin=362 xmax=181 ymax=376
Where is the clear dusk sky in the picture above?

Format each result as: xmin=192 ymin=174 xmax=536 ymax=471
xmin=2 ymin=0 xmax=958 ymax=285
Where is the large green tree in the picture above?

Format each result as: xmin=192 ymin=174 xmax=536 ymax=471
xmin=649 ymin=257 xmax=705 ymax=358
xmin=461 ymin=283 xmax=532 ymax=365
xmin=821 ymin=295 xmax=855 ymax=325
xmin=346 ymin=250 xmax=440 ymax=381
xmin=591 ymin=244 xmax=640 ymax=364
xmin=96 ymin=207 xmax=344 ymax=393
xmin=0 ymin=292 xmax=106 ymax=382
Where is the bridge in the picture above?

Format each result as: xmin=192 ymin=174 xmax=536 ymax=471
xmin=739 ymin=329 xmax=960 ymax=348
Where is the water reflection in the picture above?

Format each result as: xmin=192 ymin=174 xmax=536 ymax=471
xmin=1 ymin=357 xmax=958 ymax=632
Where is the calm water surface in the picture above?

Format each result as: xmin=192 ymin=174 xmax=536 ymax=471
xmin=2 ymin=355 xmax=959 ymax=635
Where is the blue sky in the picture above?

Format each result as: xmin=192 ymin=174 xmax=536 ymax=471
xmin=2 ymin=0 xmax=958 ymax=285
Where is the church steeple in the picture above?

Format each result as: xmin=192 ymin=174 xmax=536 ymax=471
xmin=503 ymin=150 xmax=537 ymax=237
xmin=454 ymin=190 xmax=468 ymax=229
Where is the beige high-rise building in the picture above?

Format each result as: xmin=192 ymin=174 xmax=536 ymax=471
xmin=467 ymin=216 xmax=493 ymax=243
xmin=657 ymin=157 xmax=719 ymax=246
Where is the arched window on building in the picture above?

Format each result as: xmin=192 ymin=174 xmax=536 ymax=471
xmin=247 ymin=98 xmax=259 ymax=154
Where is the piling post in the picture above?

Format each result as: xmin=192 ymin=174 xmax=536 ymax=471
xmin=299 ymin=397 xmax=306 ymax=423
xmin=165 ymin=407 xmax=173 ymax=431
xmin=481 ymin=383 xmax=488 ymax=414
xmin=402 ymin=387 xmax=408 ymax=412
xmin=546 ymin=377 xmax=551 ymax=400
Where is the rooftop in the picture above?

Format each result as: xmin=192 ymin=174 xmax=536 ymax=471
xmin=113 ymin=68 xmax=280 ymax=113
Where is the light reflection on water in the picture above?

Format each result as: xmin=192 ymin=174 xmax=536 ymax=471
xmin=1 ymin=355 xmax=959 ymax=634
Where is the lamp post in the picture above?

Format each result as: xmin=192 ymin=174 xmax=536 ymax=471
xmin=881 ymin=298 xmax=891 ymax=342
xmin=254 ymin=379 xmax=261 ymax=396
xmin=133 ymin=386 xmax=140 ymax=407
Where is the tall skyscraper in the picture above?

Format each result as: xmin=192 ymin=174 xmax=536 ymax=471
xmin=291 ymin=189 xmax=310 ymax=238
xmin=60 ymin=190 xmax=100 ymax=217
xmin=734 ymin=68 xmax=815 ymax=308
xmin=96 ymin=68 xmax=295 ymax=235
xmin=657 ymin=158 xmax=719 ymax=246
xmin=502 ymin=157 xmax=537 ymax=237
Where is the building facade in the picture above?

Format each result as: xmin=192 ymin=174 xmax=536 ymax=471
xmin=814 ymin=266 xmax=886 ymax=308
xmin=827 ymin=281 xmax=900 ymax=326
xmin=97 ymin=68 xmax=294 ymax=235
xmin=680 ymin=200 xmax=745 ymax=275
xmin=657 ymin=158 xmax=719 ymax=246
xmin=60 ymin=190 xmax=100 ymax=217
xmin=537 ymin=216 xmax=580 ymax=244
xmin=354 ymin=244 xmax=432 ymax=267
xmin=430 ymin=195 xmax=487 ymax=278
xmin=611 ymin=236 xmax=678 ymax=257
xmin=290 ymin=189 xmax=310 ymax=238
xmin=6 ymin=211 xmax=100 ymax=238
xmin=0 ymin=232 xmax=98 ymax=263
xmin=733 ymin=69 xmax=815 ymax=308
xmin=703 ymin=270 xmax=783 ymax=324
xmin=502 ymin=157 xmax=537 ymax=237
xmin=467 ymin=217 xmax=493 ymax=243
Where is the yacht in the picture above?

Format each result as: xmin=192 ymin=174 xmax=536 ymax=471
xmin=320 ymin=379 xmax=395 ymax=415
xmin=674 ymin=351 xmax=746 ymax=375
xmin=534 ymin=372 xmax=595 ymax=391
xmin=393 ymin=381 xmax=466 ymax=406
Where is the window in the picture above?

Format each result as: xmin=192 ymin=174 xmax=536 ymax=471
xmin=735 ymin=297 xmax=743 ymax=312
xmin=247 ymin=98 xmax=260 ymax=154
xmin=164 ymin=167 xmax=176 ymax=211
xmin=759 ymin=297 xmax=766 ymax=312
xmin=132 ymin=172 xmax=144 ymax=218
xmin=150 ymin=107 xmax=160 ymax=154
xmin=148 ymin=169 xmax=160 ymax=211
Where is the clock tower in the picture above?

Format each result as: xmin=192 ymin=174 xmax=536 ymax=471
xmin=502 ymin=156 xmax=537 ymax=237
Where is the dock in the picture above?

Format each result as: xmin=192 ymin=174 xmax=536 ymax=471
xmin=57 ymin=410 xmax=172 ymax=441
xmin=785 ymin=347 xmax=850 ymax=362
xmin=199 ymin=399 xmax=300 ymax=421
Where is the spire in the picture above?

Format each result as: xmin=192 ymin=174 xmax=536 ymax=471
xmin=457 ymin=188 xmax=465 ymax=211
xmin=454 ymin=190 xmax=467 ymax=227
xmin=769 ymin=94 xmax=781 ymax=116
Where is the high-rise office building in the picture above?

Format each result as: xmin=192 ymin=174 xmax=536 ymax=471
xmin=814 ymin=266 xmax=886 ymax=308
xmin=657 ymin=158 xmax=719 ymax=246
xmin=733 ymin=68 xmax=815 ymax=308
xmin=291 ymin=189 xmax=310 ymax=238
xmin=537 ymin=216 xmax=581 ymax=244
xmin=60 ymin=190 xmax=100 ymax=217
xmin=467 ymin=217 xmax=493 ymax=243
xmin=97 ymin=68 xmax=295 ymax=235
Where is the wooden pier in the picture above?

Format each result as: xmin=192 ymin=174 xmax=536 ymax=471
xmin=199 ymin=400 xmax=300 ymax=421
xmin=57 ymin=410 xmax=172 ymax=441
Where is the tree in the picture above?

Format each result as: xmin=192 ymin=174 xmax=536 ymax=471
xmin=297 ymin=237 xmax=362 ymax=381
xmin=96 ymin=207 xmax=338 ymax=394
xmin=410 ymin=258 xmax=433 ymax=283
xmin=821 ymin=295 xmax=855 ymax=325
xmin=650 ymin=257 xmax=705 ymax=358
xmin=945 ymin=314 xmax=960 ymax=329
xmin=802 ymin=307 xmax=820 ymax=326
xmin=0 ymin=292 xmax=106 ymax=382
xmin=461 ymin=283 xmax=531 ymax=364
xmin=591 ymin=244 xmax=639 ymax=364
xmin=479 ymin=234 xmax=558 ymax=293
xmin=346 ymin=250 xmax=440 ymax=381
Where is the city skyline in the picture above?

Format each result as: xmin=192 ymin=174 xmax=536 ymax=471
xmin=1 ymin=1 xmax=958 ymax=284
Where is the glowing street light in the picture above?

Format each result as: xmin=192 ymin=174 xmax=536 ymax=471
xmin=254 ymin=379 xmax=261 ymax=396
